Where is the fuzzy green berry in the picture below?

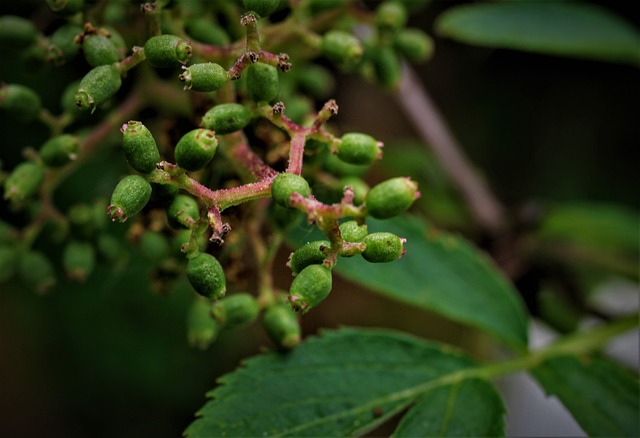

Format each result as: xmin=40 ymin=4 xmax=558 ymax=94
xmin=40 ymin=134 xmax=80 ymax=167
xmin=185 ymin=18 xmax=230 ymax=46
xmin=144 ymin=34 xmax=192 ymax=68
xmin=212 ymin=293 xmax=260 ymax=329
xmin=3 ymin=162 xmax=45 ymax=203
xmin=374 ymin=47 xmax=402 ymax=89
xmin=376 ymin=1 xmax=408 ymax=30
xmin=75 ymin=64 xmax=122 ymax=111
xmin=271 ymin=173 xmax=311 ymax=207
xmin=320 ymin=30 xmax=363 ymax=68
xmin=82 ymin=33 xmax=120 ymax=67
xmin=121 ymin=120 xmax=160 ymax=173
xmin=288 ymin=264 xmax=332 ymax=313
xmin=18 ymin=251 xmax=56 ymax=294
xmin=139 ymin=231 xmax=170 ymax=264
xmin=167 ymin=194 xmax=200 ymax=229
xmin=246 ymin=62 xmax=279 ymax=102
xmin=362 ymin=232 xmax=405 ymax=263
xmin=0 ymin=84 xmax=42 ymax=122
xmin=201 ymin=103 xmax=252 ymax=135
xmin=47 ymin=0 xmax=85 ymax=17
xmin=174 ymin=128 xmax=218 ymax=171
xmin=243 ymin=0 xmax=280 ymax=18
xmin=337 ymin=133 xmax=381 ymax=165
xmin=324 ymin=153 xmax=369 ymax=177
xmin=0 ymin=16 xmax=39 ymax=48
xmin=179 ymin=63 xmax=229 ymax=92
xmin=288 ymin=240 xmax=330 ymax=276
xmin=365 ymin=177 xmax=419 ymax=219
xmin=296 ymin=64 xmax=335 ymax=99
xmin=108 ymin=175 xmax=152 ymax=222
xmin=47 ymin=23 xmax=83 ymax=64
xmin=339 ymin=176 xmax=369 ymax=205
xmin=339 ymin=220 xmax=368 ymax=242
xmin=394 ymin=28 xmax=434 ymax=63
xmin=63 ymin=240 xmax=96 ymax=281
xmin=263 ymin=302 xmax=300 ymax=349
xmin=187 ymin=297 xmax=221 ymax=350
xmin=186 ymin=253 xmax=226 ymax=299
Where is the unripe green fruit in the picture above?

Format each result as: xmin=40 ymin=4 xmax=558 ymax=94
xmin=82 ymin=33 xmax=120 ymax=67
xmin=268 ymin=202 xmax=303 ymax=231
xmin=40 ymin=134 xmax=80 ymax=167
xmin=288 ymin=264 xmax=332 ymax=313
xmin=68 ymin=201 xmax=107 ymax=239
xmin=179 ymin=63 xmax=229 ymax=92
xmin=337 ymin=133 xmax=380 ymax=165
xmin=324 ymin=153 xmax=369 ymax=177
xmin=186 ymin=253 xmax=226 ymax=299
xmin=374 ymin=47 xmax=402 ymax=89
xmin=0 ymin=16 xmax=39 ymax=48
xmin=339 ymin=220 xmax=368 ymax=242
xmin=144 ymin=35 xmax=192 ymax=68
xmin=139 ymin=231 xmax=171 ymax=264
xmin=108 ymin=175 xmax=152 ymax=222
xmin=102 ymin=26 xmax=127 ymax=57
xmin=288 ymin=240 xmax=330 ymax=275
xmin=167 ymin=194 xmax=200 ymax=229
xmin=271 ymin=173 xmax=311 ymax=207
xmin=75 ymin=64 xmax=122 ymax=111
xmin=61 ymin=80 xmax=83 ymax=114
xmin=320 ymin=30 xmax=363 ymax=67
xmin=365 ymin=177 xmax=419 ymax=219
xmin=394 ymin=28 xmax=434 ymax=63
xmin=187 ymin=297 xmax=221 ymax=350
xmin=296 ymin=64 xmax=335 ymax=99
xmin=0 ymin=84 xmax=42 ymax=121
xmin=283 ymin=94 xmax=313 ymax=125
xmin=63 ymin=240 xmax=96 ymax=281
xmin=97 ymin=233 xmax=126 ymax=265
xmin=121 ymin=120 xmax=160 ymax=173
xmin=152 ymin=182 xmax=179 ymax=203
xmin=19 ymin=251 xmax=56 ymax=294
xmin=376 ymin=1 xmax=408 ymax=30
xmin=243 ymin=0 xmax=280 ymax=18
xmin=201 ymin=103 xmax=252 ymax=135
xmin=212 ymin=293 xmax=260 ymax=329
xmin=185 ymin=18 xmax=230 ymax=45
xmin=263 ymin=302 xmax=300 ymax=349
xmin=47 ymin=24 xmax=83 ymax=64
xmin=362 ymin=232 xmax=404 ymax=263
xmin=4 ymin=162 xmax=45 ymax=203
xmin=339 ymin=176 xmax=369 ymax=205
xmin=47 ymin=0 xmax=85 ymax=17
xmin=174 ymin=128 xmax=218 ymax=171
xmin=0 ymin=246 xmax=17 ymax=283
xmin=246 ymin=62 xmax=279 ymax=102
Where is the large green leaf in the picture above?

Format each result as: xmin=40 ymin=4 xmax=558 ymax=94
xmin=435 ymin=2 xmax=640 ymax=65
xmin=393 ymin=378 xmax=505 ymax=437
xmin=532 ymin=355 xmax=639 ymax=437
xmin=185 ymin=328 xmax=504 ymax=437
xmin=290 ymin=216 xmax=528 ymax=348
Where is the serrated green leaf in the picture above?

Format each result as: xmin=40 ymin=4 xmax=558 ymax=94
xmin=532 ymin=355 xmax=640 ymax=437
xmin=185 ymin=328 xmax=502 ymax=437
xmin=393 ymin=378 xmax=505 ymax=437
xmin=435 ymin=2 xmax=640 ymax=65
xmin=290 ymin=215 xmax=528 ymax=349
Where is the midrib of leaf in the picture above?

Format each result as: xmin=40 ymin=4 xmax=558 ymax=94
xmin=276 ymin=315 xmax=638 ymax=436
xmin=438 ymin=380 xmax=462 ymax=435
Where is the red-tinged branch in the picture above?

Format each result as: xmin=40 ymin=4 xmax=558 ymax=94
xmin=221 ymin=131 xmax=277 ymax=181
xmin=286 ymin=131 xmax=306 ymax=175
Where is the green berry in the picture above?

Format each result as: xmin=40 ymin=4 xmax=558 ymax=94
xmin=40 ymin=134 xmax=80 ymax=167
xmin=271 ymin=173 xmax=311 ymax=207
xmin=75 ymin=64 xmax=122 ymax=112
xmin=0 ymin=84 xmax=42 ymax=122
xmin=179 ymin=63 xmax=229 ymax=92
xmin=185 ymin=18 xmax=230 ymax=45
xmin=47 ymin=24 xmax=83 ymax=64
xmin=152 ymin=182 xmax=179 ymax=203
xmin=3 ymin=162 xmax=45 ymax=203
xmin=268 ymin=202 xmax=303 ymax=231
xmin=246 ymin=62 xmax=279 ymax=102
xmin=374 ymin=47 xmax=402 ymax=89
xmin=0 ymin=16 xmax=39 ymax=48
xmin=243 ymin=0 xmax=280 ymax=19
xmin=167 ymin=194 xmax=200 ymax=229
xmin=139 ymin=231 xmax=171 ymax=264
xmin=339 ymin=220 xmax=368 ymax=242
xmin=82 ymin=33 xmax=120 ymax=67
xmin=97 ymin=233 xmax=126 ymax=265
xmin=296 ymin=64 xmax=335 ymax=99
xmin=63 ymin=240 xmax=96 ymax=281
xmin=337 ymin=133 xmax=381 ymax=165
xmin=0 ymin=246 xmax=17 ymax=283
xmin=212 ymin=293 xmax=260 ymax=329
xmin=102 ymin=26 xmax=127 ymax=57
xmin=61 ymin=80 xmax=83 ymax=114
xmin=288 ymin=240 xmax=330 ymax=275
xmin=282 ymin=94 xmax=313 ymax=125
xmin=376 ymin=1 xmax=408 ymax=30
xmin=121 ymin=120 xmax=160 ymax=173
xmin=187 ymin=297 xmax=221 ymax=350
xmin=320 ymin=30 xmax=363 ymax=68
xmin=394 ymin=28 xmax=434 ymax=63
xmin=339 ymin=176 xmax=369 ymax=205
xmin=324 ymin=153 xmax=369 ymax=177
xmin=19 ymin=251 xmax=56 ymax=294
xmin=263 ymin=302 xmax=300 ymax=349
xmin=47 ymin=0 xmax=85 ymax=17
xmin=144 ymin=34 xmax=192 ymax=68
xmin=68 ymin=201 xmax=107 ymax=239
xmin=362 ymin=232 xmax=405 ymax=263
xmin=201 ymin=103 xmax=252 ymax=135
xmin=365 ymin=177 xmax=419 ymax=219
xmin=186 ymin=253 xmax=226 ymax=299
xmin=174 ymin=128 xmax=218 ymax=171
xmin=288 ymin=264 xmax=332 ymax=313
xmin=108 ymin=175 xmax=152 ymax=222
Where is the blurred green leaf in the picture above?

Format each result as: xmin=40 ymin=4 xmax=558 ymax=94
xmin=185 ymin=327 xmax=503 ymax=437
xmin=393 ymin=378 xmax=505 ymax=437
xmin=290 ymin=215 xmax=529 ymax=349
xmin=435 ymin=2 xmax=640 ymax=65
xmin=532 ymin=355 xmax=639 ymax=437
